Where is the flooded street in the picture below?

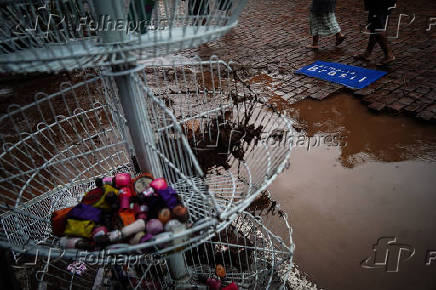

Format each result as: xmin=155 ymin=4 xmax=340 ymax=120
xmin=269 ymin=93 xmax=436 ymax=290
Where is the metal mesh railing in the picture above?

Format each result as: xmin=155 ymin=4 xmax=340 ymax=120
xmin=11 ymin=209 xmax=293 ymax=289
xmin=0 ymin=0 xmax=248 ymax=72
xmin=0 ymin=58 xmax=293 ymax=263
xmin=1 ymin=0 xmax=297 ymax=287
xmin=0 ymin=74 xmax=128 ymax=212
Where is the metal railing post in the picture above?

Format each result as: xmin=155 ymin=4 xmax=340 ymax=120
xmin=92 ymin=0 xmax=189 ymax=284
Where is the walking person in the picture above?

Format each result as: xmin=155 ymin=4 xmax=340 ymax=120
xmin=354 ymin=0 xmax=396 ymax=65
xmin=308 ymin=0 xmax=346 ymax=49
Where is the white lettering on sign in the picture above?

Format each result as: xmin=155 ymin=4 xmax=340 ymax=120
xmin=427 ymin=17 xmax=436 ymax=31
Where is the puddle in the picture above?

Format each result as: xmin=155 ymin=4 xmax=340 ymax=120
xmin=269 ymin=93 xmax=436 ymax=290
xmin=250 ymin=73 xmax=274 ymax=85
xmin=287 ymin=92 xmax=436 ymax=167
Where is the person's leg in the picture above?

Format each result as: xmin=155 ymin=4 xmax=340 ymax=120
xmin=372 ymin=12 xmax=395 ymax=64
xmin=335 ymin=31 xmax=345 ymax=45
xmin=307 ymin=35 xmax=319 ymax=49
xmin=313 ymin=35 xmax=319 ymax=47
xmin=375 ymin=32 xmax=395 ymax=60
xmin=354 ymin=10 xmax=378 ymax=60
xmin=308 ymin=13 xmax=319 ymax=49
xmin=366 ymin=33 xmax=377 ymax=55
xmin=354 ymin=33 xmax=376 ymax=60
xmin=329 ymin=12 xmax=345 ymax=46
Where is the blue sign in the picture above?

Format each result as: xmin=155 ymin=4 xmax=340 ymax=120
xmin=295 ymin=61 xmax=387 ymax=89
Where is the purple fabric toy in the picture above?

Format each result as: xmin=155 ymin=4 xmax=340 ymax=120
xmin=140 ymin=233 xmax=153 ymax=243
xmin=206 ymin=278 xmax=221 ymax=290
xmin=155 ymin=186 xmax=179 ymax=209
xmin=68 ymin=203 xmax=101 ymax=223
xmin=67 ymin=261 xmax=87 ymax=276
xmin=146 ymin=219 xmax=164 ymax=236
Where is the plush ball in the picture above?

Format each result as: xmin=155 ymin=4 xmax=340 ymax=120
xmin=158 ymin=208 xmax=171 ymax=225
xmin=206 ymin=278 xmax=221 ymax=290
xmin=164 ymin=219 xmax=183 ymax=232
xmin=172 ymin=205 xmax=189 ymax=222
xmin=146 ymin=219 xmax=164 ymax=236
xmin=115 ymin=173 xmax=131 ymax=188
xmin=92 ymin=226 xmax=108 ymax=239
xmin=150 ymin=178 xmax=168 ymax=191
xmin=222 ymin=282 xmax=238 ymax=290
xmin=215 ymin=264 xmax=226 ymax=278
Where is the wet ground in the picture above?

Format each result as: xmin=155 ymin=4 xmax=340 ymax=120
xmin=2 ymin=56 xmax=435 ymax=289
xmin=184 ymin=0 xmax=436 ymax=121
xmin=269 ymin=93 xmax=436 ymax=290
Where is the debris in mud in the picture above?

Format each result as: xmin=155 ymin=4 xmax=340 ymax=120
xmin=269 ymin=93 xmax=290 ymax=111
xmin=185 ymin=110 xmax=264 ymax=172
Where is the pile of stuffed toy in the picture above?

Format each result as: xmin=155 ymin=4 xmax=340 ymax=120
xmin=51 ymin=173 xmax=189 ymax=251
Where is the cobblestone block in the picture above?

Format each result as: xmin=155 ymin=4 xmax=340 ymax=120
xmin=398 ymin=97 xmax=415 ymax=106
xmin=368 ymin=102 xmax=386 ymax=112
xmin=404 ymin=103 xmax=420 ymax=114
xmin=425 ymin=104 xmax=436 ymax=113
xmin=416 ymin=86 xmax=432 ymax=94
xmin=355 ymin=87 xmax=375 ymax=97
xmin=362 ymin=94 xmax=378 ymax=104
xmin=387 ymin=102 xmax=406 ymax=112
xmin=417 ymin=111 xmax=434 ymax=121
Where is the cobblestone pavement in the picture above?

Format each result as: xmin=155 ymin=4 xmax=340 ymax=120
xmin=183 ymin=0 xmax=436 ymax=121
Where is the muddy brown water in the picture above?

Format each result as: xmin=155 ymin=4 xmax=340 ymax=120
xmin=269 ymin=93 xmax=436 ymax=290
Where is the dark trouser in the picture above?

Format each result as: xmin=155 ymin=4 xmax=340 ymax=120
xmin=366 ymin=9 xmax=392 ymax=57
xmin=367 ymin=9 xmax=389 ymax=32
